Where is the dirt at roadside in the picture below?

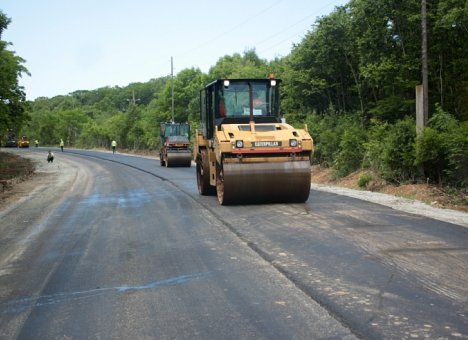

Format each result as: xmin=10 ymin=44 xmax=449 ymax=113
xmin=0 ymin=152 xmax=36 ymax=205
xmin=0 ymin=151 xmax=34 ymax=183
xmin=0 ymin=151 xmax=63 ymax=210
xmin=311 ymin=165 xmax=468 ymax=213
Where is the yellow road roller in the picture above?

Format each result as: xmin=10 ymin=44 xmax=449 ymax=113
xmin=160 ymin=122 xmax=192 ymax=167
xmin=194 ymin=78 xmax=314 ymax=205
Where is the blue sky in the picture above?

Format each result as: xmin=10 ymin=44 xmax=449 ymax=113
xmin=2 ymin=0 xmax=348 ymax=100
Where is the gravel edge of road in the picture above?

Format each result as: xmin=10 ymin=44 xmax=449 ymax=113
xmin=311 ymin=183 xmax=468 ymax=228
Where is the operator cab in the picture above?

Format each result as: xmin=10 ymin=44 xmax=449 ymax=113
xmin=161 ymin=122 xmax=190 ymax=138
xmin=200 ymin=78 xmax=282 ymax=139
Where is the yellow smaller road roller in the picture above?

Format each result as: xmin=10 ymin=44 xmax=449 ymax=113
xmin=194 ymin=78 xmax=314 ymax=205
xmin=159 ymin=122 xmax=192 ymax=167
xmin=18 ymin=135 xmax=30 ymax=148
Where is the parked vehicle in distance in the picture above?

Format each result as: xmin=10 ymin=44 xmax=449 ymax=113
xmin=4 ymin=139 xmax=17 ymax=147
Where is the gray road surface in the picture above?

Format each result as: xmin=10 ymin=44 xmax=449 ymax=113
xmin=0 ymin=148 xmax=466 ymax=339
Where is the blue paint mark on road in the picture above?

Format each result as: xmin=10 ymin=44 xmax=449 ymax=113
xmin=116 ymin=273 xmax=208 ymax=292
xmin=80 ymin=188 xmax=152 ymax=208
xmin=1 ymin=272 xmax=211 ymax=314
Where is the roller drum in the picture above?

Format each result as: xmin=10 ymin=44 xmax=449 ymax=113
xmin=219 ymin=160 xmax=311 ymax=204
xmin=166 ymin=151 xmax=192 ymax=167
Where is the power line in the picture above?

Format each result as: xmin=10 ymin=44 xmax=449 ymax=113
xmin=174 ymin=0 xmax=346 ymax=69
xmin=176 ymin=0 xmax=284 ymax=61
xmin=256 ymin=0 xmax=345 ymax=55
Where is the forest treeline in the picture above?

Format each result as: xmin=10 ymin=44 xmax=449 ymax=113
xmin=1 ymin=0 xmax=467 ymax=188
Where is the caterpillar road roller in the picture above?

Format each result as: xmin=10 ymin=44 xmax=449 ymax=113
xmin=194 ymin=78 xmax=314 ymax=205
xmin=159 ymin=122 xmax=192 ymax=167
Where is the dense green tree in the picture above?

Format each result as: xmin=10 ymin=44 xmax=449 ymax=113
xmin=283 ymin=6 xmax=360 ymax=118
xmin=122 ymin=103 xmax=143 ymax=149
xmin=151 ymin=68 xmax=204 ymax=125
xmin=56 ymin=108 xmax=90 ymax=146
xmin=431 ymin=0 xmax=468 ymax=120
xmin=22 ymin=110 xmax=60 ymax=146
xmin=208 ymin=49 xmax=271 ymax=80
xmin=283 ymin=0 xmax=467 ymax=124
xmin=138 ymin=96 xmax=164 ymax=150
xmin=280 ymin=0 xmax=467 ymax=187
xmin=351 ymin=0 xmax=419 ymax=117
xmin=76 ymin=120 xmax=107 ymax=148
xmin=0 ymin=11 xmax=29 ymax=141
xmin=104 ymin=113 xmax=126 ymax=148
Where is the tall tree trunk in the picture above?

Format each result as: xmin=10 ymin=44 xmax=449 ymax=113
xmin=439 ymin=54 xmax=444 ymax=106
xmin=344 ymin=53 xmax=364 ymax=115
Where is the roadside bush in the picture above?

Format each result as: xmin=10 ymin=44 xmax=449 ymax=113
xmin=358 ymin=173 xmax=373 ymax=188
xmin=363 ymin=119 xmax=388 ymax=170
xmin=306 ymin=112 xmax=366 ymax=176
xmin=332 ymin=121 xmax=367 ymax=178
xmin=416 ymin=106 xmax=468 ymax=187
xmin=305 ymin=112 xmax=345 ymax=166
xmin=415 ymin=127 xmax=445 ymax=183
xmin=444 ymin=123 xmax=468 ymax=187
xmin=365 ymin=117 xmax=417 ymax=183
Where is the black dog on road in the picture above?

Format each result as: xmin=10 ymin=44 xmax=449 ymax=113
xmin=47 ymin=151 xmax=54 ymax=163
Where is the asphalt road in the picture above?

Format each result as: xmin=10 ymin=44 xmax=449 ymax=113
xmin=0 ymin=148 xmax=467 ymax=339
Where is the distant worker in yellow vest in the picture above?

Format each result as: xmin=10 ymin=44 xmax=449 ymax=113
xmin=60 ymin=138 xmax=64 ymax=152
xmin=111 ymin=140 xmax=117 ymax=154
xmin=34 ymin=140 xmax=39 ymax=147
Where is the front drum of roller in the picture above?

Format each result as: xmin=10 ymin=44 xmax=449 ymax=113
xmin=218 ymin=160 xmax=311 ymax=204
xmin=166 ymin=152 xmax=192 ymax=167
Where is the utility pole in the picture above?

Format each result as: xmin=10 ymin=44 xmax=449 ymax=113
xmin=126 ymin=90 xmax=139 ymax=108
xmin=416 ymin=0 xmax=429 ymax=134
xmin=421 ymin=0 xmax=429 ymax=126
xmin=171 ymin=56 xmax=175 ymax=123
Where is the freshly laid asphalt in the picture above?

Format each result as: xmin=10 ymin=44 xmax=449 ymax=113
xmin=0 ymin=148 xmax=466 ymax=339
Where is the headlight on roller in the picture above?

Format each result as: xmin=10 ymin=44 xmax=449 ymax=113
xmin=289 ymin=139 xmax=298 ymax=147
xmin=235 ymin=140 xmax=244 ymax=148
